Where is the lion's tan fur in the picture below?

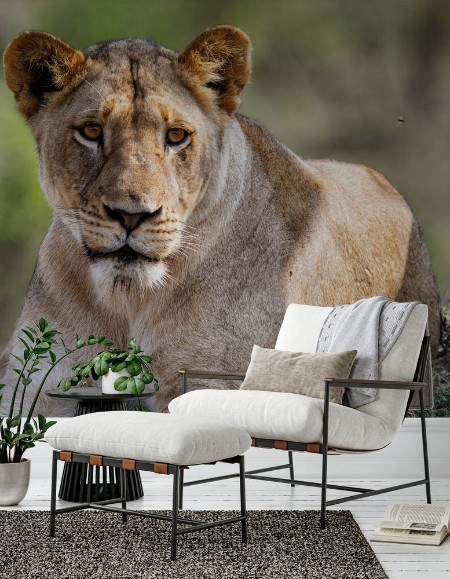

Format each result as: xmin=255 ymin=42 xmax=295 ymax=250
xmin=1 ymin=27 xmax=440 ymax=416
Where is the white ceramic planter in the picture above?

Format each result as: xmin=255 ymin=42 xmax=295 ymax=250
xmin=101 ymin=369 xmax=130 ymax=394
xmin=0 ymin=458 xmax=31 ymax=506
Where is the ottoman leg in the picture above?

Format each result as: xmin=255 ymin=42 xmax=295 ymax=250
xmin=50 ymin=451 xmax=58 ymax=538
xmin=178 ymin=467 xmax=184 ymax=510
xmin=171 ymin=466 xmax=180 ymax=561
xmin=239 ymin=455 xmax=248 ymax=544
xmin=120 ymin=468 xmax=128 ymax=523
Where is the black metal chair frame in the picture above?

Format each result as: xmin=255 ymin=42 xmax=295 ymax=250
xmin=178 ymin=335 xmax=431 ymax=529
xmin=49 ymin=450 xmax=247 ymax=561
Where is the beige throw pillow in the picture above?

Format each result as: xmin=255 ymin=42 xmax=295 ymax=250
xmin=240 ymin=345 xmax=357 ymax=405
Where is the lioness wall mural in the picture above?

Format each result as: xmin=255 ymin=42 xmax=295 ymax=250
xmin=0 ymin=25 xmax=440 ymax=416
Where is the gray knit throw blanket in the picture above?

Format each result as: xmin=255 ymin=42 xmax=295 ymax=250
xmin=316 ymin=297 xmax=417 ymax=408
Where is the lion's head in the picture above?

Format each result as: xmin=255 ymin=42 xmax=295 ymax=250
xmin=4 ymin=26 xmax=251 ymax=292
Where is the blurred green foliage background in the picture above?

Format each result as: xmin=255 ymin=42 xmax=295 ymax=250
xmin=0 ymin=0 xmax=449 ymax=349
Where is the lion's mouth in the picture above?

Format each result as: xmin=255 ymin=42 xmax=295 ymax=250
xmin=84 ymin=243 xmax=160 ymax=264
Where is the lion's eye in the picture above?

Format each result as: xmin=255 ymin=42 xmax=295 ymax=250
xmin=79 ymin=123 xmax=103 ymax=142
xmin=166 ymin=128 xmax=188 ymax=146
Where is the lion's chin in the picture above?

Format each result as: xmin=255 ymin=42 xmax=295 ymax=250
xmin=90 ymin=258 xmax=168 ymax=297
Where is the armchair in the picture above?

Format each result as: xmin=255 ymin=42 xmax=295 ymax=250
xmin=169 ymin=301 xmax=431 ymax=527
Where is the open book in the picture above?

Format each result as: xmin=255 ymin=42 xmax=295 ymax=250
xmin=372 ymin=503 xmax=450 ymax=546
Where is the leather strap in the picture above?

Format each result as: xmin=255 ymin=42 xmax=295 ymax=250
xmin=121 ymin=458 xmax=136 ymax=471
xmin=306 ymin=443 xmax=321 ymax=453
xmin=154 ymin=462 xmax=169 ymax=475
xmin=59 ymin=451 xmax=72 ymax=462
xmin=274 ymin=440 xmax=288 ymax=450
xmin=89 ymin=455 xmax=103 ymax=466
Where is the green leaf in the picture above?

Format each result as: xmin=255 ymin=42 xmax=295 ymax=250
xmin=38 ymin=318 xmax=47 ymax=332
xmin=99 ymin=359 xmax=109 ymax=376
xmin=140 ymin=355 xmax=153 ymax=364
xmin=94 ymin=360 xmax=102 ymax=376
xmin=111 ymin=361 xmax=126 ymax=373
xmin=23 ymin=328 xmax=36 ymax=343
xmin=6 ymin=416 xmax=20 ymax=429
xmin=21 ymin=377 xmax=32 ymax=386
xmin=61 ymin=379 xmax=72 ymax=392
xmin=76 ymin=340 xmax=86 ymax=348
xmin=126 ymin=377 xmax=136 ymax=391
xmin=114 ymin=377 xmax=128 ymax=392
xmin=43 ymin=330 xmax=59 ymax=338
xmin=49 ymin=351 xmax=57 ymax=364
xmin=38 ymin=415 xmax=46 ymax=430
xmin=34 ymin=342 xmax=50 ymax=353
xmin=0 ymin=384 xmax=5 ymax=391
xmin=26 ymin=326 xmax=37 ymax=336
xmin=142 ymin=372 xmax=154 ymax=385
xmin=134 ymin=377 xmax=145 ymax=395
xmin=126 ymin=361 xmax=141 ymax=377
xmin=19 ymin=337 xmax=31 ymax=350
xmin=12 ymin=433 xmax=30 ymax=444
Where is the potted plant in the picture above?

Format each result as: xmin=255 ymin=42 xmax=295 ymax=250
xmin=0 ymin=319 xmax=111 ymax=505
xmin=60 ymin=337 xmax=159 ymax=409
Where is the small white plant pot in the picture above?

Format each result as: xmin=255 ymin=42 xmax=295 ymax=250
xmin=101 ymin=369 xmax=129 ymax=394
xmin=0 ymin=458 xmax=31 ymax=506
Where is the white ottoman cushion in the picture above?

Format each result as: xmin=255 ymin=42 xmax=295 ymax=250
xmin=45 ymin=411 xmax=251 ymax=466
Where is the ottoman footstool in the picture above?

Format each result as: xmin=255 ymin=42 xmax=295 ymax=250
xmin=45 ymin=411 xmax=251 ymax=560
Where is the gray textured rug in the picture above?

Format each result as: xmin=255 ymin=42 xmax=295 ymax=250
xmin=0 ymin=510 xmax=387 ymax=579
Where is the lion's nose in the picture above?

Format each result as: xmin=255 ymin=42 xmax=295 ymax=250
xmin=104 ymin=204 xmax=162 ymax=234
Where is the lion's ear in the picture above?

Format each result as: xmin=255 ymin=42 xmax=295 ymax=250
xmin=3 ymin=31 xmax=86 ymax=118
xmin=178 ymin=25 xmax=252 ymax=115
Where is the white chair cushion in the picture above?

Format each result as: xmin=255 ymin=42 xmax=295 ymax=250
xmin=274 ymin=302 xmax=428 ymax=431
xmin=45 ymin=411 xmax=251 ymax=466
xmin=275 ymin=304 xmax=333 ymax=352
xmin=169 ymin=390 xmax=396 ymax=451
xmin=169 ymin=301 xmax=428 ymax=452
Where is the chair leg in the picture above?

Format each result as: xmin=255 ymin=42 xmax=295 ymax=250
xmin=87 ymin=464 xmax=93 ymax=503
xmin=171 ymin=467 xmax=180 ymax=561
xmin=49 ymin=451 xmax=58 ymax=538
xmin=321 ymin=382 xmax=330 ymax=529
xmin=419 ymin=389 xmax=432 ymax=503
xmin=178 ymin=467 xmax=184 ymax=510
xmin=288 ymin=451 xmax=295 ymax=488
xmin=239 ymin=455 xmax=248 ymax=544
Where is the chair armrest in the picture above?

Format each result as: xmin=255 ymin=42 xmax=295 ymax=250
xmin=177 ymin=369 xmax=246 ymax=395
xmin=324 ymin=377 xmax=426 ymax=391
xmin=177 ymin=369 xmax=246 ymax=380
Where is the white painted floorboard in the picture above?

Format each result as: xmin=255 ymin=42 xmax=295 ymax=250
xmin=2 ymin=464 xmax=449 ymax=579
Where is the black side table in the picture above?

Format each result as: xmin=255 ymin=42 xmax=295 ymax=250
xmin=46 ymin=387 xmax=155 ymax=503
